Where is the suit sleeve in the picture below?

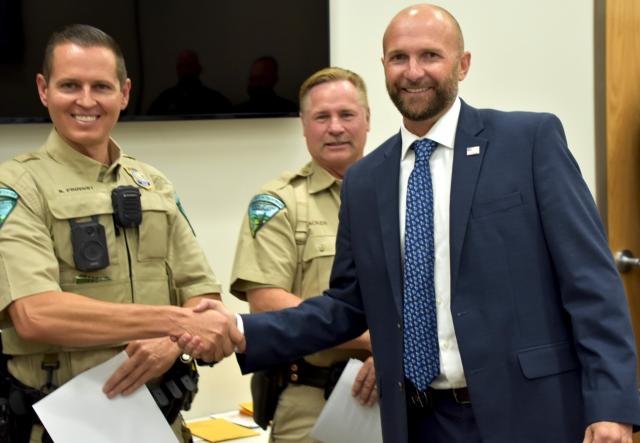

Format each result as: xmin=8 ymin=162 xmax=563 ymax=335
xmin=239 ymin=172 xmax=368 ymax=372
xmin=533 ymin=114 xmax=640 ymax=427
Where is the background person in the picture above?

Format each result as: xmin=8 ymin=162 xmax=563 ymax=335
xmin=230 ymin=67 xmax=376 ymax=442
xmin=234 ymin=56 xmax=298 ymax=114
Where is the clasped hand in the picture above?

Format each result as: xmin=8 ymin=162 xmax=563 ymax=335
xmin=172 ymin=299 xmax=245 ymax=363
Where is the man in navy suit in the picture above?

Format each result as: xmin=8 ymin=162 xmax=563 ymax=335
xmin=182 ymin=4 xmax=640 ymax=442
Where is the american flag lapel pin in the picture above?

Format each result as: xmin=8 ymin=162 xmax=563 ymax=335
xmin=466 ymin=146 xmax=480 ymax=156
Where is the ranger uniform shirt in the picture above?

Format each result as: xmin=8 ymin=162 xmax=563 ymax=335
xmin=0 ymin=129 xmax=221 ymax=388
xmin=230 ymin=160 xmax=369 ymax=367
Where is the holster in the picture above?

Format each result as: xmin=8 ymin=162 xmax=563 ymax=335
xmin=250 ymin=359 xmax=348 ymax=430
xmin=250 ymin=366 xmax=288 ymax=430
xmin=149 ymin=358 xmax=199 ymax=425
xmin=0 ymin=341 xmax=53 ymax=443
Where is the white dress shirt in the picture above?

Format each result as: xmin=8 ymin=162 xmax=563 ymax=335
xmin=399 ymin=97 xmax=466 ymax=389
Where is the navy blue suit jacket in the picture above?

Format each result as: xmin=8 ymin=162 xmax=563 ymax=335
xmin=239 ymin=101 xmax=640 ymax=442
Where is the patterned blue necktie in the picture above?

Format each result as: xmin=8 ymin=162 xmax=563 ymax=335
xmin=403 ymin=138 xmax=440 ymax=391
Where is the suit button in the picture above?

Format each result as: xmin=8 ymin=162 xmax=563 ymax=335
xmin=291 ymin=374 xmax=299 ymax=382
xmin=290 ymin=363 xmax=298 ymax=372
xmin=397 ymin=322 xmax=402 ymax=329
xmin=398 ymin=381 xmax=403 ymax=390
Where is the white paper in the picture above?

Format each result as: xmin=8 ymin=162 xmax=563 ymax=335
xmin=33 ymin=351 xmax=178 ymax=443
xmin=310 ymin=358 xmax=383 ymax=443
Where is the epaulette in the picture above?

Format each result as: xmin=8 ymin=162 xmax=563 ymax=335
xmin=14 ymin=153 xmax=39 ymax=163
xmin=263 ymin=171 xmax=298 ymax=192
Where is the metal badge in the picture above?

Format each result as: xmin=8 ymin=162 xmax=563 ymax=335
xmin=124 ymin=167 xmax=152 ymax=189
xmin=248 ymin=194 xmax=285 ymax=237
xmin=0 ymin=188 xmax=19 ymax=229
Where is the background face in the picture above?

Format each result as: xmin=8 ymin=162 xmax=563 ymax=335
xmin=301 ymin=80 xmax=370 ymax=177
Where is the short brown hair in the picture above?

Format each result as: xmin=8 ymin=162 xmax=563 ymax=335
xmin=299 ymin=67 xmax=369 ymax=113
xmin=42 ymin=24 xmax=127 ymax=87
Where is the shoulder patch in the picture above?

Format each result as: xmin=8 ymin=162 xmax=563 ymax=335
xmin=0 ymin=188 xmax=19 ymax=229
xmin=176 ymin=195 xmax=196 ymax=236
xmin=248 ymin=194 xmax=285 ymax=237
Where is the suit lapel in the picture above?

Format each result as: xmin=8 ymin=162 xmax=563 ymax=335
xmin=449 ymin=102 xmax=487 ymax=295
xmin=375 ymin=133 xmax=404 ymax=315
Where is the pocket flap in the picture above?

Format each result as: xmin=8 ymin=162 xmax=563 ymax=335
xmin=49 ymin=193 xmax=113 ymax=219
xmin=472 ymin=191 xmax=522 ymax=218
xmin=141 ymin=191 xmax=170 ymax=212
xmin=517 ymin=341 xmax=579 ymax=379
xmin=302 ymin=235 xmax=336 ymax=261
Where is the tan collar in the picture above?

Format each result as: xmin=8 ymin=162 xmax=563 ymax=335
xmin=298 ymin=160 xmax=341 ymax=194
xmin=42 ymin=129 xmax=124 ymax=182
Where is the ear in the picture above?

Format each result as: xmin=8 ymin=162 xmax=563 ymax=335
xmin=458 ymin=51 xmax=471 ymax=81
xmin=300 ymin=112 xmax=308 ymax=138
xmin=120 ymin=78 xmax=132 ymax=110
xmin=365 ymin=108 xmax=371 ymax=132
xmin=36 ymin=74 xmax=49 ymax=107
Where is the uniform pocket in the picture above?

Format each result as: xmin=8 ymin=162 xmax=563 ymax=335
xmin=302 ymin=235 xmax=336 ymax=261
xmin=137 ymin=192 xmax=169 ymax=261
xmin=300 ymin=235 xmax=335 ymax=295
xmin=48 ymin=193 xmax=117 ymax=269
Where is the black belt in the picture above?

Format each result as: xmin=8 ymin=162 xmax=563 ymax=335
xmin=287 ymin=359 xmax=345 ymax=389
xmin=406 ymin=380 xmax=471 ymax=410
xmin=286 ymin=359 xmax=347 ymax=400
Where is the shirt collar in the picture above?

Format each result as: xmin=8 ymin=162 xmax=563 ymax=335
xmin=43 ymin=129 xmax=124 ymax=182
xmin=301 ymin=160 xmax=341 ymax=194
xmin=400 ymin=96 xmax=462 ymax=160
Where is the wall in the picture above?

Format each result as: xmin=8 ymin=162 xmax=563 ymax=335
xmin=0 ymin=0 xmax=594 ymax=417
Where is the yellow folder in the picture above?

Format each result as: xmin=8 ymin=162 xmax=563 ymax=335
xmin=187 ymin=418 xmax=259 ymax=442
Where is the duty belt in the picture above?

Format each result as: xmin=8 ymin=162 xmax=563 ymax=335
xmin=286 ymin=359 xmax=347 ymax=399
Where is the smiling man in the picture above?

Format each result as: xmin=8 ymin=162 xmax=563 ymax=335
xmin=181 ymin=4 xmax=640 ymax=443
xmin=229 ymin=67 xmax=376 ymax=442
xmin=0 ymin=24 xmax=239 ymax=442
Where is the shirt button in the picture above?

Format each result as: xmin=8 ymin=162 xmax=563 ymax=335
xmin=436 ymin=297 xmax=442 ymax=306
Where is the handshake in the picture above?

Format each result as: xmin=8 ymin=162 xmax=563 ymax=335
xmin=171 ymin=299 xmax=245 ymax=363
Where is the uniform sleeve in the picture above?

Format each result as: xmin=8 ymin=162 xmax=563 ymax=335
xmin=230 ymin=191 xmax=297 ymax=300
xmin=162 ymin=189 xmax=221 ymax=305
xmin=0 ymin=168 xmax=61 ymax=323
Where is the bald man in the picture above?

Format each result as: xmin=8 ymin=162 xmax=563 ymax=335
xmin=183 ymin=4 xmax=640 ymax=442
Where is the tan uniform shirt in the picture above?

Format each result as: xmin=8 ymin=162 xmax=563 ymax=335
xmin=0 ymin=129 xmax=221 ymax=388
xmin=231 ymin=161 xmax=368 ymax=367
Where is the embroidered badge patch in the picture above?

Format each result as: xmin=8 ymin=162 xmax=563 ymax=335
xmin=124 ymin=167 xmax=152 ymax=189
xmin=248 ymin=194 xmax=285 ymax=237
xmin=0 ymin=188 xmax=19 ymax=229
